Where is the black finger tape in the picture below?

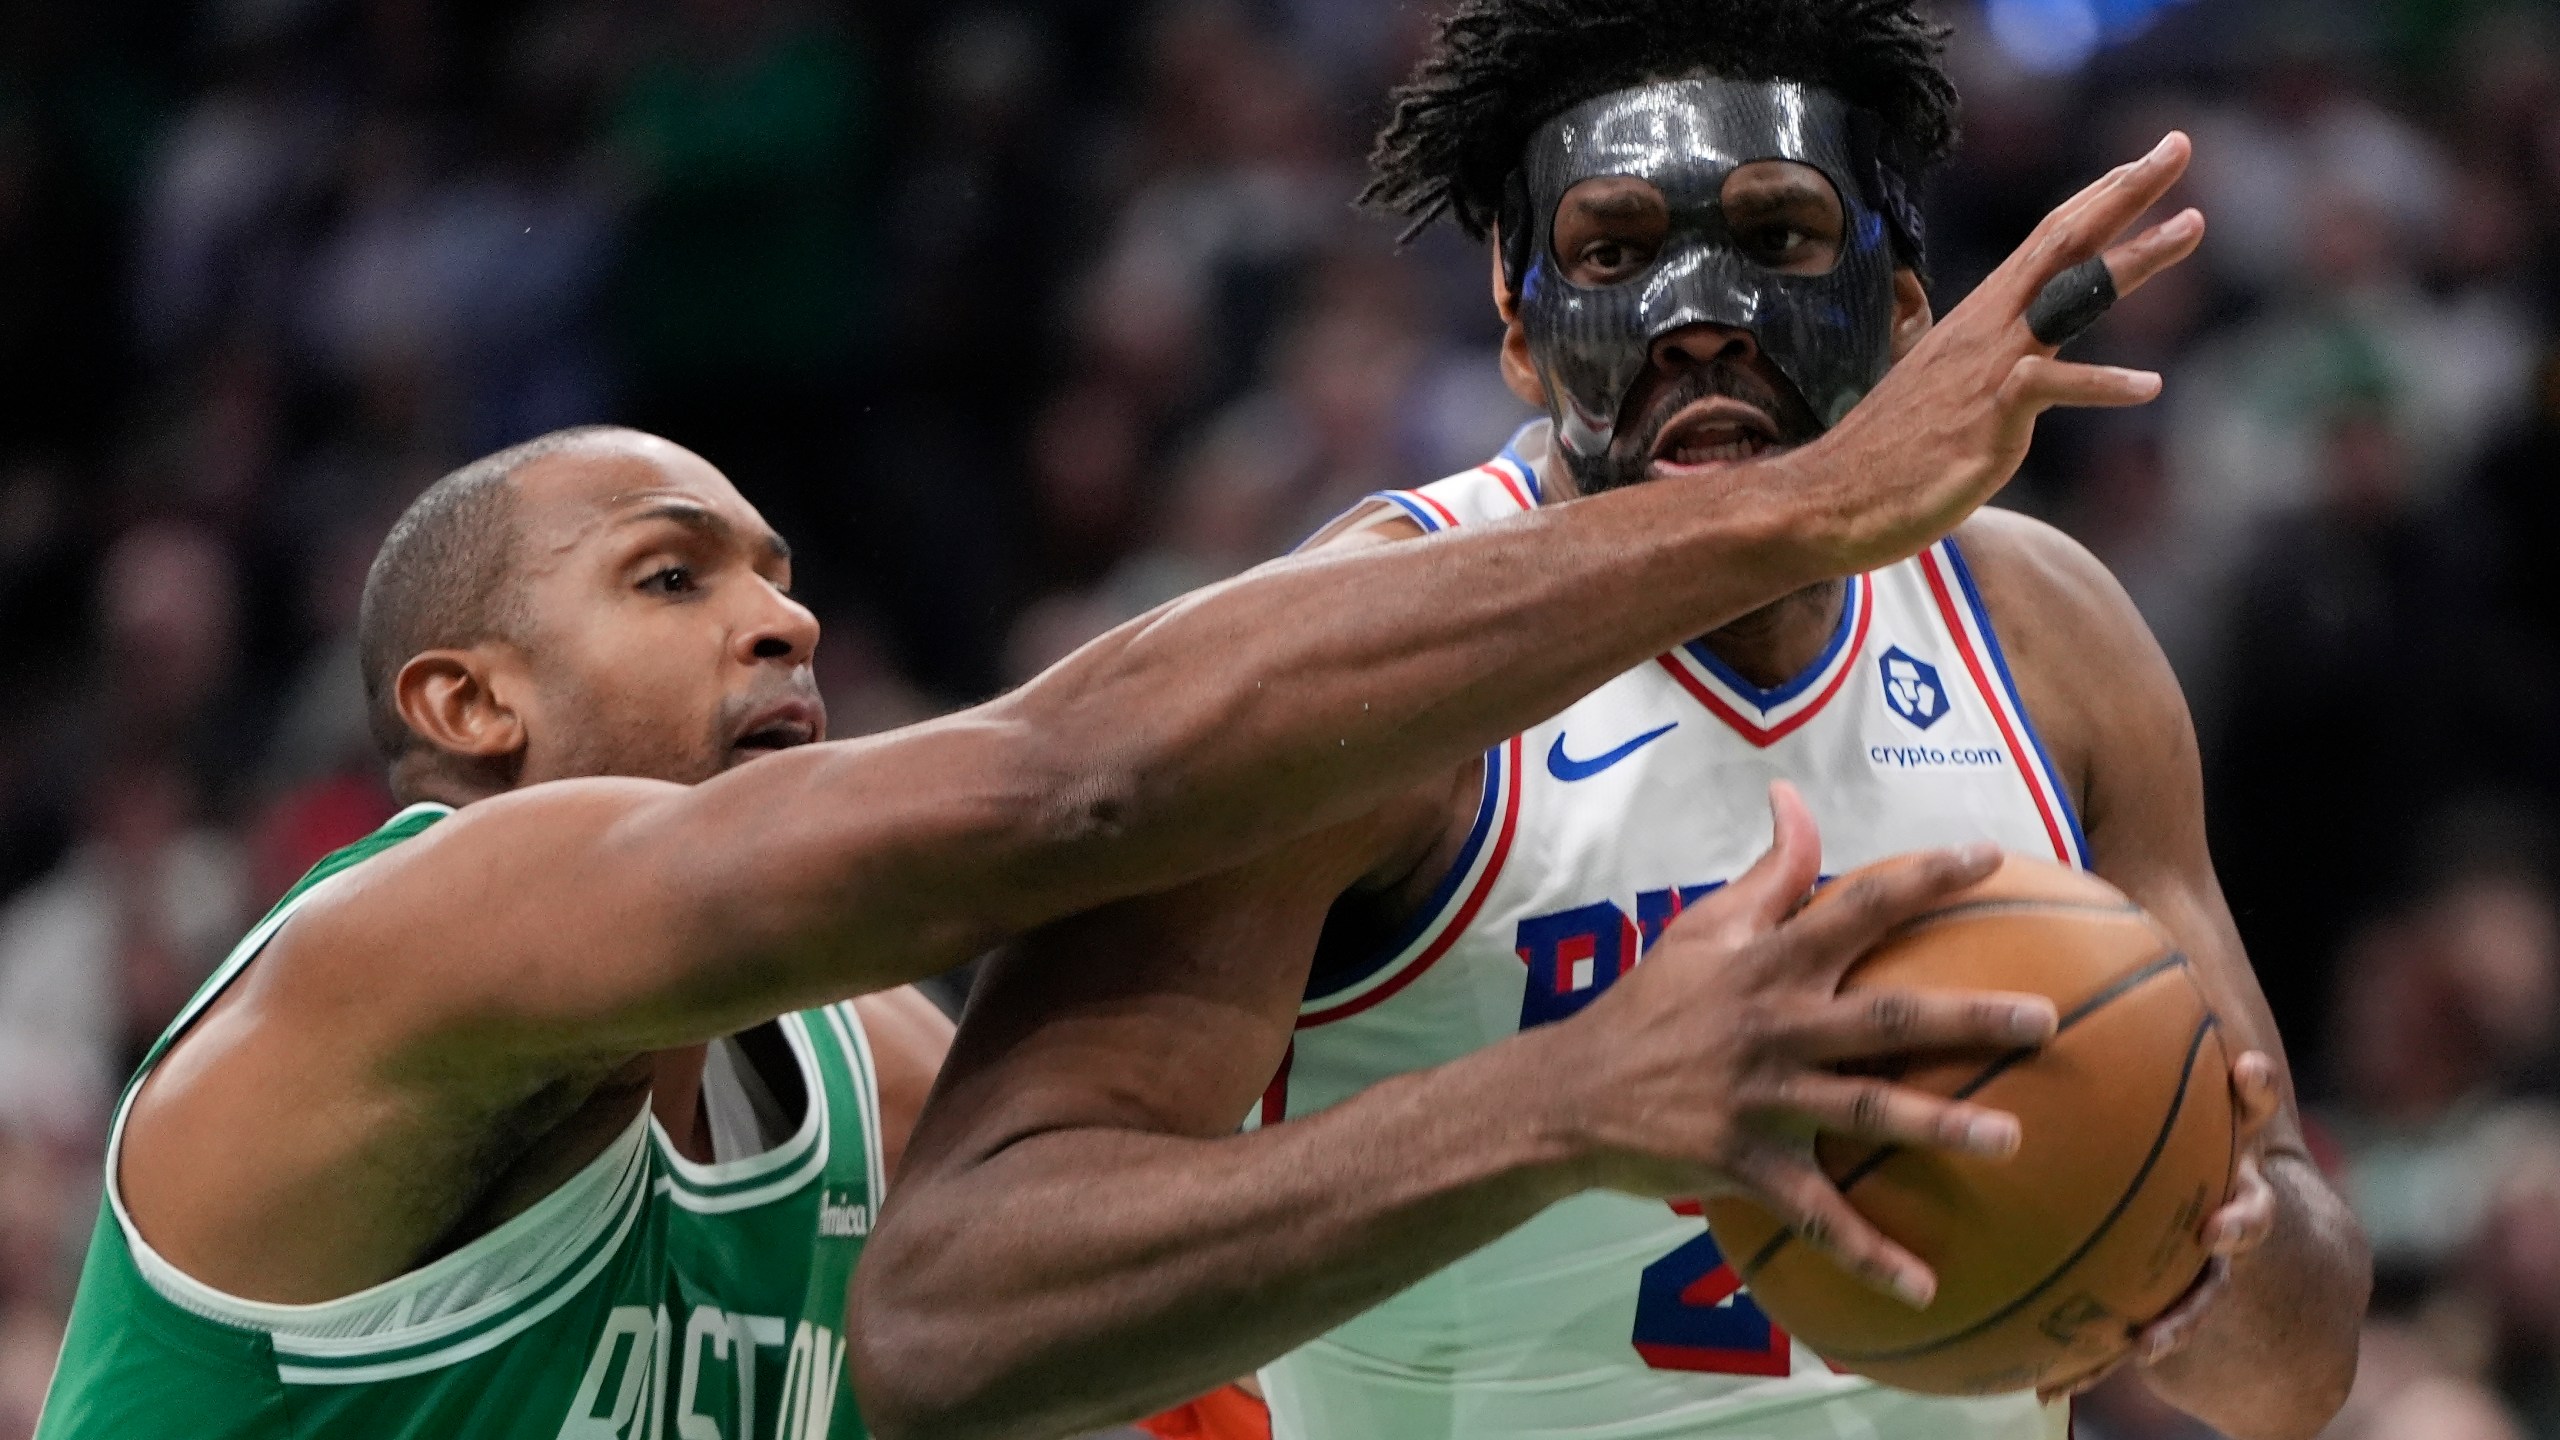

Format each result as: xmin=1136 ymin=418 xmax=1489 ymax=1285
xmin=2025 ymin=257 xmax=2119 ymax=347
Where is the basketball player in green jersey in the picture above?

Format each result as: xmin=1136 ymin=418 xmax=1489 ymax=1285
xmin=39 ymin=294 xmax=2164 ymax=1440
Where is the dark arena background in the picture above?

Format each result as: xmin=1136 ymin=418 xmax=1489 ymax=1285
xmin=0 ymin=0 xmax=2554 ymax=1436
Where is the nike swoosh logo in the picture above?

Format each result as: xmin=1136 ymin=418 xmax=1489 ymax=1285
xmin=1546 ymin=723 xmax=1679 ymax=782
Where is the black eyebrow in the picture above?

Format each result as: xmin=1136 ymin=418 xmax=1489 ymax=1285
xmin=1725 ymin=173 xmax=1838 ymax=208
xmin=1568 ymin=189 xmax=1666 ymax=222
xmin=623 ymin=501 xmax=791 ymax=564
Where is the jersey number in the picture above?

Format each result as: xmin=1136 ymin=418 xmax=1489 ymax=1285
xmin=1630 ymin=1207 xmax=1793 ymax=1376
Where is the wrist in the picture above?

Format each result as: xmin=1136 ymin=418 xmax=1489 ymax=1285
xmin=1456 ymin=1023 xmax=1611 ymax=1203
xmin=1713 ymin=442 xmax=1862 ymax=584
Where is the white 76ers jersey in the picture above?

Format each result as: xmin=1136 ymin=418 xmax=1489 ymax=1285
xmin=1255 ymin=429 xmax=2081 ymax=1440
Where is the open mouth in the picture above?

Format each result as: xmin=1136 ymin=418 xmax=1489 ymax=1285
xmin=733 ymin=723 xmax=814 ymax=755
xmin=729 ymin=699 xmax=823 ymax=759
xmin=1647 ymin=397 xmax=1783 ymax=472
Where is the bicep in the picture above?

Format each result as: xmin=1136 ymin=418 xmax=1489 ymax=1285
xmin=319 ymin=722 xmax=1064 ymax=1069
xmin=1967 ymin=518 xmax=2299 ymax=1111
xmin=2072 ymin=642 xmax=2327 ymax=1171
xmin=2064 ymin=596 xmax=2292 ymax=1081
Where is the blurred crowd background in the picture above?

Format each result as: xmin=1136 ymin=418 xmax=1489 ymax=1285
xmin=0 ymin=0 xmax=2554 ymax=1435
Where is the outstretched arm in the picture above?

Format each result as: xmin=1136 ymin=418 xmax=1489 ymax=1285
xmin=851 ymin=789 xmax=2062 ymax=1440
xmin=325 ymin=131 xmax=2211 ymax=1065
xmin=1964 ymin=510 xmax=2368 ymax=1439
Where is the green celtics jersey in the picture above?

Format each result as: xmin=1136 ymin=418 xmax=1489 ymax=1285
xmin=38 ymin=803 xmax=887 ymax=1440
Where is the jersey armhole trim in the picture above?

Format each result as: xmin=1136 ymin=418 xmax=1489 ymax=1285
xmin=97 ymin=800 xmax=657 ymax=1380
xmin=817 ymin=1001 xmax=889 ymax=1207
xmin=1299 ymin=735 xmax=1523 ymax=1027
xmin=116 ymin=1109 xmax=650 ymax=1383
xmin=1493 ymin=427 xmax=1546 ymax=504
xmin=271 ymin=1133 xmax=651 ymax=1385
xmin=649 ymin=1011 xmax=831 ymax=1211
xmin=1923 ymin=539 xmax=2092 ymax=869
xmin=1368 ymin=490 xmax=1456 ymax=534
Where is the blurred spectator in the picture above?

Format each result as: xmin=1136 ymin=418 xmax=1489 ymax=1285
xmin=2318 ymin=1315 xmax=2508 ymax=1440
xmin=96 ymin=521 xmax=251 ymax=784
xmin=2205 ymin=411 xmax=2502 ymax=1059
xmin=2312 ymin=872 xmax=2560 ymax=1283
xmin=611 ymin=0 xmax=876 ymax=620
xmin=2184 ymin=42 xmax=2448 ymax=299
xmin=2472 ymin=1141 xmax=2560 ymax=1434
xmin=2465 ymin=354 xmax=2560 ymax=817
xmin=2359 ymin=1376 xmax=2526 ymax=1440
xmin=0 ymin=757 xmax=245 ymax=1145
xmin=613 ymin=0 xmax=875 ymax=387
xmin=0 ymin=1130 xmax=77 ymax=1440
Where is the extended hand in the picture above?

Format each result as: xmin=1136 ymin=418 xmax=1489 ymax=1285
xmin=1544 ymin=782 xmax=2059 ymax=1309
xmin=1810 ymin=131 xmax=2207 ymax=575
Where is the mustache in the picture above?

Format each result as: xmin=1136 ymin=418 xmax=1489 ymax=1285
xmin=719 ymin=671 xmax=826 ymax=730
xmin=1618 ymin=362 xmax=1822 ymax=455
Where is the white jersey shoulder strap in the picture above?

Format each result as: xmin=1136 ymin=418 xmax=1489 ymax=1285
xmin=1369 ymin=428 xmax=1545 ymax=532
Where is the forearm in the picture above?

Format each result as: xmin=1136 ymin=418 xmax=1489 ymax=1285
xmin=609 ymin=433 xmax=1918 ymax=1025
xmin=986 ymin=459 xmax=1851 ymax=923
xmin=2143 ymin=1155 xmax=2369 ymax=1439
xmin=850 ymin=1035 xmax=1586 ymax=1440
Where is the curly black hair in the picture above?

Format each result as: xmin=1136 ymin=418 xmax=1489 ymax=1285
xmin=1362 ymin=0 xmax=1959 ymax=244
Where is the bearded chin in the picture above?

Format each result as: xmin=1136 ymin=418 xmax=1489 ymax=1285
xmin=1548 ymin=358 xmax=1827 ymax=498
xmin=1559 ymin=435 xmax=1653 ymax=497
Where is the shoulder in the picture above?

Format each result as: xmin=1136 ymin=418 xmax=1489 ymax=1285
xmin=285 ymin=778 xmax=680 ymax=959
xmin=1946 ymin=508 xmax=2170 ymax=688
xmin=1297 ymin=452 xmax=1547 ymax=554
xmin=1947 ymin=508 xmax=2140 ymax=639
xmin=254 ymin=776 xmax=690 ymax=1060
xmin=1944 ymin=509 xmax=2190 ymax=796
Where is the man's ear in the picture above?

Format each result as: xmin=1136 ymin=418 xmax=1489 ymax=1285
xmin=1492 ymin=227 xmax=1548 ymax=409
xmin=392 ymin=648 xmax=527 ymax=765
xmin=1889 ymin=267 xmax=1935 ymax=361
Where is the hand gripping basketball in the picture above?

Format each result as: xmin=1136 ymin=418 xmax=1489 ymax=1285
xmin=1802 ymin=132 xmax=2206 ymax=576
xmin=2038 ymin=1051 xmax=2285 ymax=1403
xmin=1544 ymin=783 xmax=2059 ymax=1310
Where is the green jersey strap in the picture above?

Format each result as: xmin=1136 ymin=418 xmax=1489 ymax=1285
xmin=42 ymin=801 xmax=884 ymax=1439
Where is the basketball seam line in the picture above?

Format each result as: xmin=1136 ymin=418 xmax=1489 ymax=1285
xmin=1739 ymin=949 xmax=2193 ymax=1280
xmin=1814 ymin=1014 xmax=2219 ymax=1364
xmin=1886 ymin=899 xmax=2146 ymax=939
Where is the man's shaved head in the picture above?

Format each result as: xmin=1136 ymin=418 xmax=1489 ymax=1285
xmin=357 ymin=425 xmax=638 ymax=765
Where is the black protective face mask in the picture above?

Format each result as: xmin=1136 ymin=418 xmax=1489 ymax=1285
xmin=1505 ymin=78 xmax=1926 ymax=474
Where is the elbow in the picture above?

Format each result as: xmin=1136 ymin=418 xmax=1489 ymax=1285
xmin=850 ymin=1351 xmax=1045 ymax=1440
xmin=2266 ymin=1188 xmax=2373 ymax=1439
xmin=847 ymin=1337 xmax=965 ymax=1440
xmin=2312 ymin=1216 xmax=2374 ymax=1424
xmin=849 ymin=1236 xmax=1038 ymax=1440
xmin=847 ymin=1284 xmax=977 ymax=1440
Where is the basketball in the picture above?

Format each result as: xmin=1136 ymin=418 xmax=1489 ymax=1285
xmin=1701 ymin=855 xmax=2236 ymax=1396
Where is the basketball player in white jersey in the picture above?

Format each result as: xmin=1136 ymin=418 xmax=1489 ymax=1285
xmin=856 ymin=3 xmax=2370 ymax=1439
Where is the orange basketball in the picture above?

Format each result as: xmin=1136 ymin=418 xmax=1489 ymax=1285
xmin=1701 ymin=855 xmax=2235 ymax=1396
